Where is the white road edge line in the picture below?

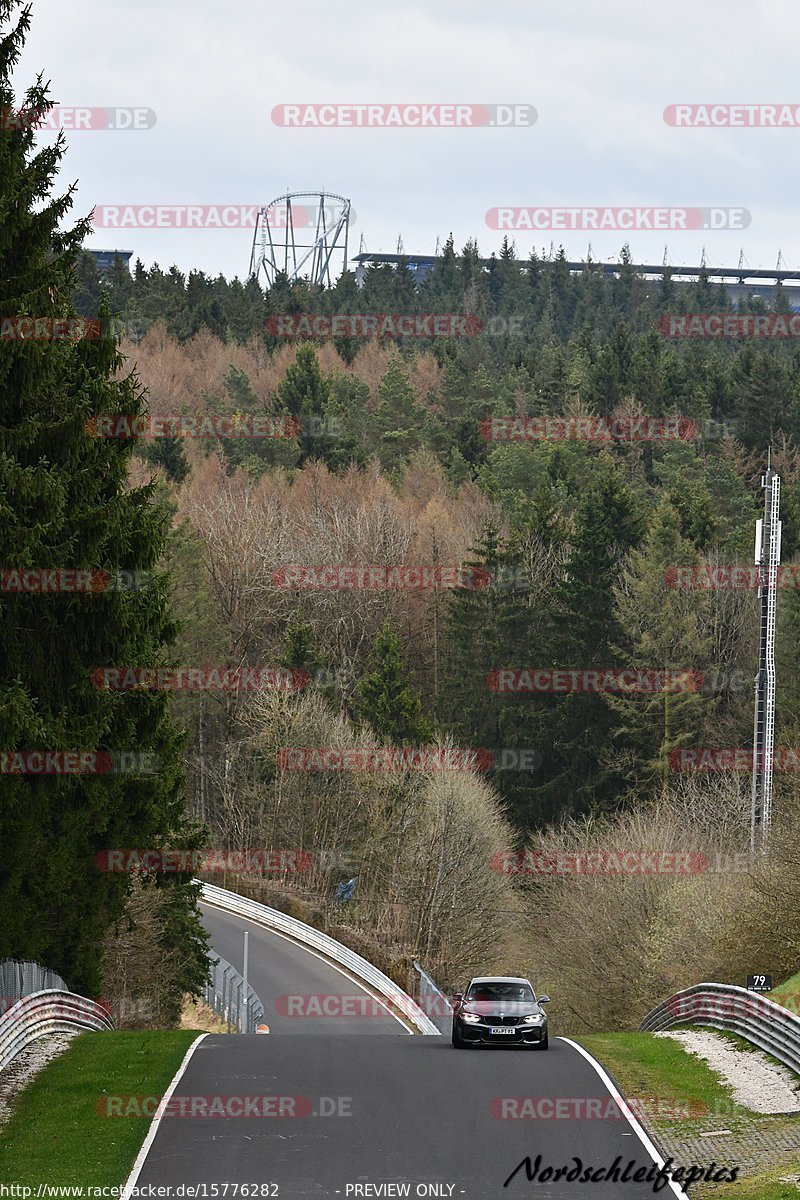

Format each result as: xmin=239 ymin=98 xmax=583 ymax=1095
xmin=121 ymin=1033 xmax=209 ymax=1200
xmin=558 ymin=1037 xmax=691 ymax=1199
xmin=201 ymin=901 xmax=415 ymax=1034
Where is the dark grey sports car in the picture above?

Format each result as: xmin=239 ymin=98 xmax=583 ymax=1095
xmin=451 ymin=976 xmax=550 ymax=1049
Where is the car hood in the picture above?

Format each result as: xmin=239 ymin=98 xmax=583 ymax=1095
xmin=460 ymin=1000 xmax=545 ymax=1017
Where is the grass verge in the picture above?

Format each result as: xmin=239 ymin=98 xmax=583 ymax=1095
xmin=690 ymin=1164 xmax=800 ymax=1200
xmin=180 ymin=995 xmax=228 ymax=1034
xmin=577 ymin=1032 xmax=800 ymax=1199
xmin=0 ymin=1030 xmax=200 ymax=1186
xmin=577 ymin=1031 xmax=750 ymax=1120
xmin=770 ymin=973 xmax=800 ymax=1016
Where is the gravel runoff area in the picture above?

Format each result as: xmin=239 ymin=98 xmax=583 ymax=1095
xmin=636 ymin=1030 xmax=800 ymax=1189
xmin=0 ymin=1032 xmax=80 ymax=1131
xmin=654 ymin=1029 xmax=800 ymax=1114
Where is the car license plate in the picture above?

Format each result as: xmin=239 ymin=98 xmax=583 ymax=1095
xmin=490 ymin=1027 xmax=515 ymax=1035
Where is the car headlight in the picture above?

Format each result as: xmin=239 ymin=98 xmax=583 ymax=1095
xmin=522 ymin=1014 xmax=545 ymax=1024
xmin=461 ymin=1012 xmax=481 ymax=1024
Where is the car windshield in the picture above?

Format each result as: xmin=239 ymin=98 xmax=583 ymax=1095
xmin=465 ymin=982 xmax=535 ymax=1003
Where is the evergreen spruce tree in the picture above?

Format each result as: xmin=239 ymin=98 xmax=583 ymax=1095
xmin=585 ymin=323 xmax=634 ymax=414
xmin=371 ymin=357 xmax=426 ymax=468
xmin=419 ymin=234 xmax=460 ymax=307
xmin=525 ymin=462 xmax=642 ymax=817
xmin=607 ymin=496 xmax=714 ymax=796
xmin=274 ymin=342 xmax=332 ymax=463
xmin=136 ymin=435 xmax=189 ymax=484
xmin=352 ymin=619 xmax=433 ymax=745
xmin=440 ymin=523 xmax=554 ymax=828
xmin=0 ymin=0 xmax=207 ymax=995
xmin=735 ymin=349 xmax=792 ymax=450
xmin=105 ymin=253 xmax=135 ymax=312
xmin=321 ymin=374 xmax=369 ymax=470
xmin=73 ymin=249 xmax=104 ymax=316
xmin=776 ymin=565 xmax=800 ymax=747
xmin=440 ymin=526 xmax=507 ymax=750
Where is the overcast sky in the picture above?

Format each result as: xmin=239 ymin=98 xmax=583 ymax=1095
xmin=13 ymin=0 xmax=800 ymax=282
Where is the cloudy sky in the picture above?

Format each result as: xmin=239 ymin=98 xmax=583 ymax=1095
xmin=13 ymin=0 xmax=800 ymax=282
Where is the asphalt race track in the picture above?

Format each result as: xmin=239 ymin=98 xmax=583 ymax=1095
xmin=200 ymin=902 xmax=405 ymax=1035
xmin=131 ymin=1034 xmax=686 ymax=1198
xmin=125 ymin=901 xmax=687 ymax=1198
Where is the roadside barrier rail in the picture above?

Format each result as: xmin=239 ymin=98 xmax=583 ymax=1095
xmin=0 ymin=990 xmax=116 ymax=1072
xmin=641 ymin=983 xmax=800 ymax=1076
xmin=200 ymin=882 xmax=440 ymax=1034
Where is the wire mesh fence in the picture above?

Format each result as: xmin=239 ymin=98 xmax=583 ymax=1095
xmin=413 ymin=961 xmax=453 ymax=1034
xmin=203 ymin=952 xmax=265 ymax=1034
xmin=0 ymin=960 xmax=68 ymax=1016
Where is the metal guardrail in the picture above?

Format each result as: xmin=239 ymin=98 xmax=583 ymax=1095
xmin=204 ymin=952 xmax=265 ymax=1034
xmin=0 ymin=990 xmax=116 ymax=1072
xmin=413 ymin=961 xmax=453 ymax=1034
xmin=200 ymin=883 xmax=441 ymax=1035
xmin=640 ymin=983 xmax=800 ymax=1076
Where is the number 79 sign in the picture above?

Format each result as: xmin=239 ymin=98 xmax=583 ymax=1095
xmin=747 ymin=974 xmax=773 ymax=992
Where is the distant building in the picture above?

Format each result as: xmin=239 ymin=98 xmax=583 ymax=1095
xmin=87 ymin=249 xmax=133 ymax=274
xmin=352 ymin=252 xmax=800 ymax=309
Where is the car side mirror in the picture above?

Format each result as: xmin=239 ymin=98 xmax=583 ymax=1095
xmin=538 ymin=995 xmax=551 ymax=1004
